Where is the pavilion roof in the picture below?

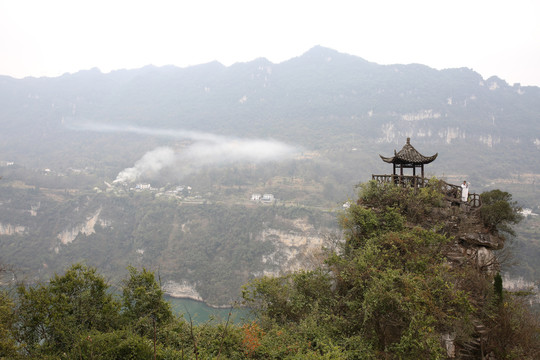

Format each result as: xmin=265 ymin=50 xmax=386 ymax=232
xmin=379 ymin=138 xmax=438 ymax=165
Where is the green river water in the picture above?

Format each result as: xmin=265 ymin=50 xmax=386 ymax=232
xmin=165 ymin=296 xmax=252 ymax=325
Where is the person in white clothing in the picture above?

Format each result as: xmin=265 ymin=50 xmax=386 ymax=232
xmin=461 ymin=181 xmax=469 ymax=202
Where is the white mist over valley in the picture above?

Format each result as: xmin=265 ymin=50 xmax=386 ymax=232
xmin=73 ymin=123 xmax=300 ymax=183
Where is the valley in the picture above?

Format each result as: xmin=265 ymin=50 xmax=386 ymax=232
xmin=1 ymin=46 xmax=539 ymax=307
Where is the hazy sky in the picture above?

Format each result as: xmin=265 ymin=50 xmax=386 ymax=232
xmin=1 ymin=0 xmax=539 ymax=86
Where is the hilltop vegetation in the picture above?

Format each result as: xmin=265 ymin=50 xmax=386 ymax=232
xmin=1 ymin=181 xmax=538 ymax=359
xmin=242 ymin=181 xmax=539 ymax=358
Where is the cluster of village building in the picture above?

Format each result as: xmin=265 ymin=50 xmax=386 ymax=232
xmin=107 ymin=180 xmax=277 ymax=204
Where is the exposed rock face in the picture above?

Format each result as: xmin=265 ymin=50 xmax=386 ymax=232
xmin=441 ymin=333 xmax=456 ymax=358
xmin=56 ymin=208 xmax=104 ymax=245
xmin=29 ymin=202 xmax=40 ymax=216
xmin=429 ymin=200 xmax=505 ymax=274
xmin=367 ymin=187 xmax=503 ymax=275
xmin=0 ymin=223 xmax=26 ymax=235
xmin=426 ymin=198 xmax=509 ymax=357
xmin=458 ymin=232 xmax=503 ymax=250
xmin=259 ymin=217 xmax=329 ymax=275
xmin=162 ymin=280 xmax=203 ymax=302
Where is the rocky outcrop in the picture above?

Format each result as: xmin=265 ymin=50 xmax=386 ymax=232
xmin=435 ymin=201 xmax=507 ymax=358
xmin=162 ymin=280 xmax=203 ymax=302
xmin=259 ymin=217 xmax=329 ymax=275
xmin=458 ymin=232 xmax=503 ymax=250
xmin=56 ymin=208 xmax=104 ymax=245
xmin=0 ymin=223 xmax=26 ymax=235
xmin=29 ymin=202 xmax=40 ymax=216
xmin=433 ymin=201 xmax=505 ymax=274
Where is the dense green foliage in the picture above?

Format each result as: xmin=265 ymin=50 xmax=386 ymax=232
xmin=1 ymin=182 xmax=539 ymax=358
xmin=243 ymin=184 xmax=468 ymax=358
xmin=122 ymin=266 xmax=173 ymax=335
xmin=8 ymin=264 xmax=186 ymax=359
xmin=16 ymin=264 xmax=122 ymax=356
xmin=0 ymin=289 xmax=18 ymax=357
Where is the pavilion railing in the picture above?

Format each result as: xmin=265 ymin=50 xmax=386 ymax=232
xmin=371 ymin=174 xmax=482 ymax=208
xmin=372 ymin=174 xmax=429 ymax=188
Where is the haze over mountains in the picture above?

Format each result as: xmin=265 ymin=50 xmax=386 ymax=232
xmin=1 ymin=45 xmax=539 ymax=183
xmin=1 ymin=46 xmax=539 ymax=304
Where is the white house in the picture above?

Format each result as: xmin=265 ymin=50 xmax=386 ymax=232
xmin=261 ymin=194 xmax=275 ymax=203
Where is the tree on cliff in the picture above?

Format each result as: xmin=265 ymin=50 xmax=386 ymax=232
xmin=479 ymin=189 xmax=522 ymax=236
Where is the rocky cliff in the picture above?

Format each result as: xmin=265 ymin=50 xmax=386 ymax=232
xmin=442 ymin=202 xmax=503 ymax=274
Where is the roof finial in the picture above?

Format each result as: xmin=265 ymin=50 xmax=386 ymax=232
xmin=406 ymin=137 xmax=410 ymax=144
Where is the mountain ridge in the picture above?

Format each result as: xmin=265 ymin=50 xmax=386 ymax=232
xmin=1 ymin=46 xmax=539 ymax=189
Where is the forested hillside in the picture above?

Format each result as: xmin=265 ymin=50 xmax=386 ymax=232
xmin=1 ymin=46 xmax=539 ymax=305
xmin=0 ymin=180 xmax=337 ymax=305
xmin=1 ymin=180 xmax=537 ymax=359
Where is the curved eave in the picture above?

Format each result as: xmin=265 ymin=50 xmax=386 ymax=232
xmin=379 ymin=155 xmax=395 ymax=163
xmin=380 ymin=153 xmax=438 ymax=165
xmin=420 ymin=153 xmax=438 ymax=164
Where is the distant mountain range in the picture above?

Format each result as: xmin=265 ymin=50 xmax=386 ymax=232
xmin=1 ymin=45 xmax=539 ymax=180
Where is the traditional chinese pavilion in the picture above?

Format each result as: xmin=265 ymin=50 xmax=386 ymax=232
xmin=379 ymin=137 xmax=438 ymax=179
xmin=373 ymin=138 xmax=481 ymax=207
